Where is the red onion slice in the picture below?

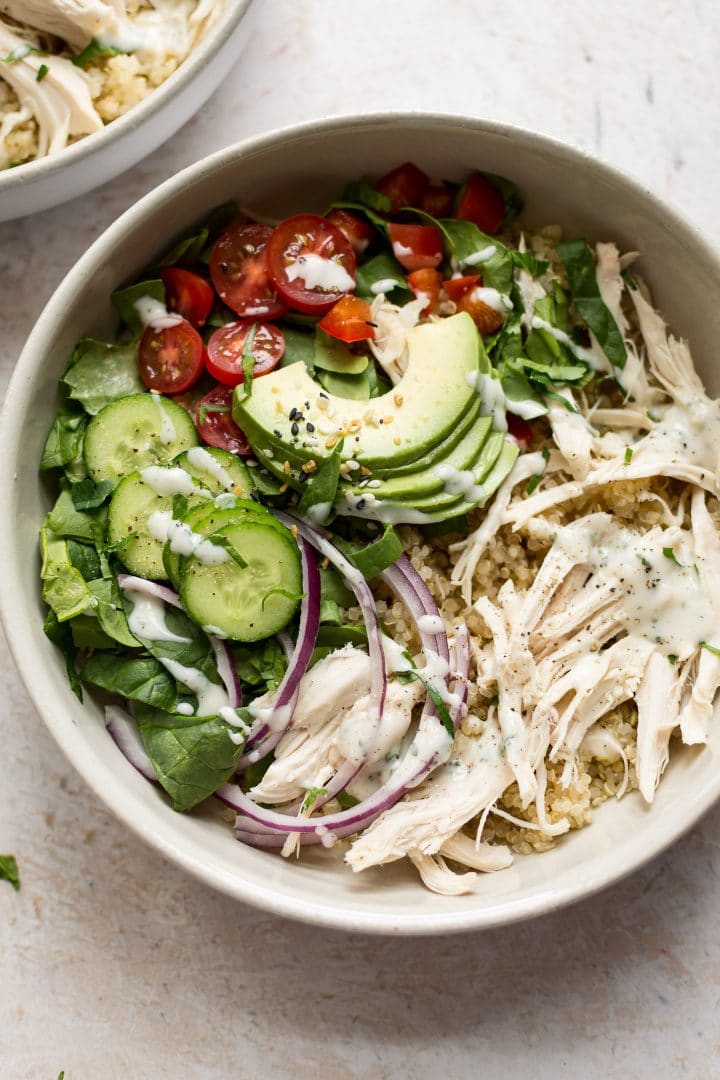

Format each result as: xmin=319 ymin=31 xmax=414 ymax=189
xmin=116 ymin=574 xmax=182 ymax=608
xmin=237 ymin=536 xmax=320 ymax=767
xmin=105 ymin=705 xmax=157 ymax=782
xmin=209 ymin=636 xmax=242 ymax=709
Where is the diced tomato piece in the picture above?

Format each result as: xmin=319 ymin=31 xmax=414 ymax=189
xmin=209 ymin=223 xmax=286 ymax=320
xmin=196 ymin=385 xmax=252 ymax=455
xmin=376 ymin=162 xmax=430 ymax=211
xmin=267 ymin=214 xmax=356 ymax=315
xmin=160 ymin=268 xmax=214 ymax=328
xmin=406 ymin=268 xmax=442 ymax=314
xmin=388 ymin=223 xmax=443 ymax=272
xmin=442 ymin=274 xmax=505 ymax=335
xmin=419 ymin=183 xmax=457 ymax=218
xmin=507 ymin=414 xmax=534 ymax=449
xmin=326 ymin=209 xmax=376 ymax=256
xmin=206 ymin=321 xmax=285 ymax=387
xmin=454 ymin=172 xmax=505 ymax=234
xmin=138 ymin=320 xmax=205 ymax=393
xmin=318 ymin=295 xmax=375 ymax=343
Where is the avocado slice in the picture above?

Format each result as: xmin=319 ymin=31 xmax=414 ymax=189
xmin=233 ymin=312 xmax=481 ymax=470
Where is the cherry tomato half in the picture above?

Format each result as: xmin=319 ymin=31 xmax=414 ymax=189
xmin=388 ymin=223 xmax=443 ymax=272
xmin=454 ymin=172 xmax=505 ymax=234
xmin=138 ymin=320 xmax=205 ymax=394
xmin=419 ymin=183 xmax=457 ymax=218
xmin=318 ymin=295 xmax=375 ymax=343
xmin=206 ymin=321 xmax=285 ymax=387
xmin=209 ymin=223 xmax=286 ymax=320
xmin=443 ymin=275 xmax=505 ymax=335
xmin=326 ymin=208 xmax=376 ymax=256
xmin=406 ymin=268 xmax=442 ymax=314
xmin=160 ymin=268 xmax=214 ymax=328
xmin=376 ymin=162 xmax=430 ymax=211
xmin=267 ymin=214 xmax=356 ymax=315
xmin=196 ymin=384 xmax=252 ymax=455
xmin=507 ymin=414 xmax=534 ymax=449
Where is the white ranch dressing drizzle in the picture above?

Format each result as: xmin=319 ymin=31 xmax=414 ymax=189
xmin=470 ymin=286 xmax=513 ymax=314
xmin=417 ymin=614 xmax=446 ymax=635
xmin=466 ymin=371 xmax=508 ymax=432
xmin=153 ymin=396 xmax=177 ymax=444
xmin=554 ymin=516 xmax=716 ymax=656
xmin=305 ymin=501 xmax=332 ymax=525
xmin=338 ymin=491 xmax=435 ymax=525
xmin=463 ymin=244 xmax=497 ymax=267
xmin=285 ymin=254 xmax=355 ymax=292
xmin=160 ymin=659 xmax=229 ymax=716
xmin=146 ymin=510 xmax=230 ymax=565
xmin=531 ymin=315 xmax=598 ymax=369
xmin=434 ymin=463 xmax=485 ymax=505
xmin=123 ymin=589 xmax=192 ymax=644
xmin=133 ymin=295 xmax=184 ymax=332
xmin=220 ymin=706 xmax=251 ymax=745
xmin=370 ymin=278 xmax=400 ymax=295
xmin=140 ymin=465 xmax=208 ymax=498
xmin=176 ymin=702 xmax=195 ymax=716
xmin=185 ymin=446 xmax=235 ymax=490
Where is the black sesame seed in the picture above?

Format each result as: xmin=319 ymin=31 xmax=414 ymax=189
xmin=273 ymin=429 xmax=282 ymax=438
xmin=356 ymin=498 xmax=366 ymax=509
xmin=291 ymin=422 xmax=299 ymax=436
xmin=289 ymin=407 xmax=298 ymax=420
xmin=306 ymin=422 xmax=315 ymax=433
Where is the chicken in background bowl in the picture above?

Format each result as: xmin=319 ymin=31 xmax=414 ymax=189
xmin=0 ymin=0 xmax=225 ymax=169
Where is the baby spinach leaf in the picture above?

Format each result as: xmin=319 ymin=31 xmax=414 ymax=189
xmin=62 ymin=339 xmax=144 ymax=415
xmin=556 ymin=239 xmax=627 ymax=368
xmin=136 ymin=708 xmax=243 ymax=811
xmin=82 ymin=653 xmax=177 ymax=711
xmin=46 ymin=489 xmax=106 ymax=545
xmin=500 ymin=369 xmax=547 ymax=418
xmin=511 ymin=250 xmax=549 ymax=278
xmin=42 ymin=565 xmax=92 ymax=622
xmin=43 ymin=609 xmax=83 ymax=700
xmin=435 ymin=217 xmax=514 ymax=294
xmin=0 ymin=854 xmax=19 ymax=891
xmin=297 ymin=443 xmax=343 ymax=523
xmin=341 ymin=180 xmax=392 ymax=213
xmin=88 ymin=577 xmax=140 ymax=647
xmin=355 ymin=252 xmax=412 ymax=301
xmin=232 ymin=638 xmax=287 ymax=692
xmin=153 ymin=203 xmax=237 ymax=268
xmin=70 ymin=477 xmax=113 ymax=510
xmin=279 ymin=326 xmax=316 ymax=373
xmin=66 ymin=539 xmax=102 ymax=581
xmin=319 ymin=599 xmax=343 ymax=625
xmin=121 ymin=592 xmax=223 ymax=692
xmin=319 ymin=564 xmax=355 ymax=608
xmin=310 ymin=623 xmax=368 ymax=667
xmin=40 ymin=409 xmax=88 ymax=471
xmin=69 ymin=614 xmax=116 ymax=651
xmin=111 ymin=279 xmax=165 ymax=337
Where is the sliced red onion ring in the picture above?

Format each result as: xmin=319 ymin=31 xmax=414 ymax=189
xmin=210 ymin=637 xmax=242 ymax=709
xmin=117 ymin=574 xmax=182 ymax=608
xmin=237 ymin=536 xmax=320 ymax=767
xmin=222 ymin=570 xmax=470 ymax=846
xmin=105 ymin=705 xmax=157 ymax=782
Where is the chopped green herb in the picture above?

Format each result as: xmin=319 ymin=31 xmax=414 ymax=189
xmin=624 ymin=446 xmax=633 ymax=465
xmin=667 ymin=654 xmax=677 ymax=665
xmin=2 ymin=44 xmax=37 ymax=64
xmin=71 ymin=38 xmax=125 ymax=69
xmin=241 ymin=323 xmax=258 ymax=394
xmin=700 ymin=642 xmax=720 ymax=657
xmin=300 ymin=786 xmax=328 ymax=813
xmin=0 ymin=854 xmax=19 ymax=891
xmin=36 ymin=63 xmax=49 ymax=82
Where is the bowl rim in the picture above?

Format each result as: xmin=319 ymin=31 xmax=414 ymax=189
xmin=3 ymin=110 xmax=719 ymax=935
xmin=0 ymin=0 xmax=253 ymax=192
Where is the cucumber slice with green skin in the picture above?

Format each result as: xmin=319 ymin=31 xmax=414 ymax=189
xmin=172 ymin=446 xmax=253 ymax=499
xmin=84 ymin=394 xmax=198 ymax=485
xmin=108 ymin=471 xmax=213 ymax=580
xmin=180 ymin=519 xmax=302 ymax=641
xmin=163 ymin=500 xmax=276 ymax=588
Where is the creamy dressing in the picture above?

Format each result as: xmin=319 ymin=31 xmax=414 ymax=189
xmin=285 ymin=254 xmax=355 ymax=293
xmin=466 ymin=371 xmax=508 ymax=432
xmin=470 ymin=286 xmax=513 ymax=314
xmin=305 ymin=501 xmax=332 ymax=525
xmin=434 ymin=463 xmax=485 ymax=505
xmin=463 ymin=245 xmax=497 ymax=267
xmin=155 ymin=397 xmax=177 ymax=444
xmin=417 ymin=614 xmax=446 ymax=635
xmin=133 ymin=295 xmax=184 ymax=332
xmin=123 ymin=589 xmax=192 ymax=644
xmin=531 ymin=315 xmax=598 ymax=369
xmin=220 ymin=705 xmax=250 ymax=745
xmin=370 ymin=277 xmax=400 ymax=295
xmin=553 ymin=515 xmax=716 ymax=657
xmin=161 ymin=659 xmax=229 ymax=716
xmin=338 ymin=491 xmax=435 ymax=525
xmin=391 ymin=241 xmax=414 ymax=260
xmin=140 ymin=465 xmax=208 ymax=498
xmin=146 ymin=510 xmax=230 ymax=565
xmin=185 ymin=446 xmax=235 ymax=490
xmin=176 ymin=702 xmax=195 ymax=716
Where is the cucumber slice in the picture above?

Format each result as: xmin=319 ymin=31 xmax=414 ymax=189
xmin=172 ymin=446 xmax=252 ymax=498
xmin=108 ymin=470 xmax=212 ymax=580
xmin=180 ymin=519 xmax=302 ymax=641
xmin=84 ymin=394 xmax=198 ymax=485
xmin=162 ymin=499 xmax=275 ymax=588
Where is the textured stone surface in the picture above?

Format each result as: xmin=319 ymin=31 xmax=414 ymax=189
xmin=1 ymin=2 xmax=720 ymax=1076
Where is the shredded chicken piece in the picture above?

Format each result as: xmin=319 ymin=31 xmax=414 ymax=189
xmin=368 ymin=295 xmax=426 ymax=384
xmin=547 ymin=388 xmax=595 ymax=479
xmin=0 ymin=0 xmax=124 ymax=48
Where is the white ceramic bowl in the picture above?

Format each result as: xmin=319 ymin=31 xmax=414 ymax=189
xmin=3 ymin=114 xmax=720 ymax=935
xmin=0 ymin=0 xmax=255 ymax=222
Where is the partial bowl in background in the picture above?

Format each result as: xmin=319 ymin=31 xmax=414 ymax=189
xmin=2 ymin=113 xmax=720 ymax=934
xmin=0 ymin=0 xmax=255 ymax=222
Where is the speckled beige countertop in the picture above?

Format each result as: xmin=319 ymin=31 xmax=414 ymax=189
xmin=2 ymin=2 xmax=720 ymax=1076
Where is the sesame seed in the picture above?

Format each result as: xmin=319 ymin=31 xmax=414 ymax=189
xmin=283 ymin=460 xmax=291 ymax=475
xmin=302 ymin=460 xmax=317 ymax=474
xmin=289 ymin=407 xmax=298 ymax=420
xmin=306 ymin=422 xmax=315 ymax=433
xmin=291 ymin=422 xmax=299 ymax=436
xmin=347 ymin=459 xmax=360 ymax=471
xmin=383 ymin=415 xmax=394 ymax=425
xmin=393 ymin=436 xmax=401 ymax=446
xmin=326 ymin=435 xmax=338 ymax=449
xmin=273 ymin=429 xmax=282 ymax=438
xmin=394 ymin=393 xmax=404 ymax=407
xmin=290 ymin=525 xmax=298 ymax=539
xmin=279 ymin=482 xmax=289 ymax=493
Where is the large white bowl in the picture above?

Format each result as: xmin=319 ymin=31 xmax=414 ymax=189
xmin=3 ymin=114 xmax=720 ymax=935
xmin=0 ymin=0 xmax=255 ymax=222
